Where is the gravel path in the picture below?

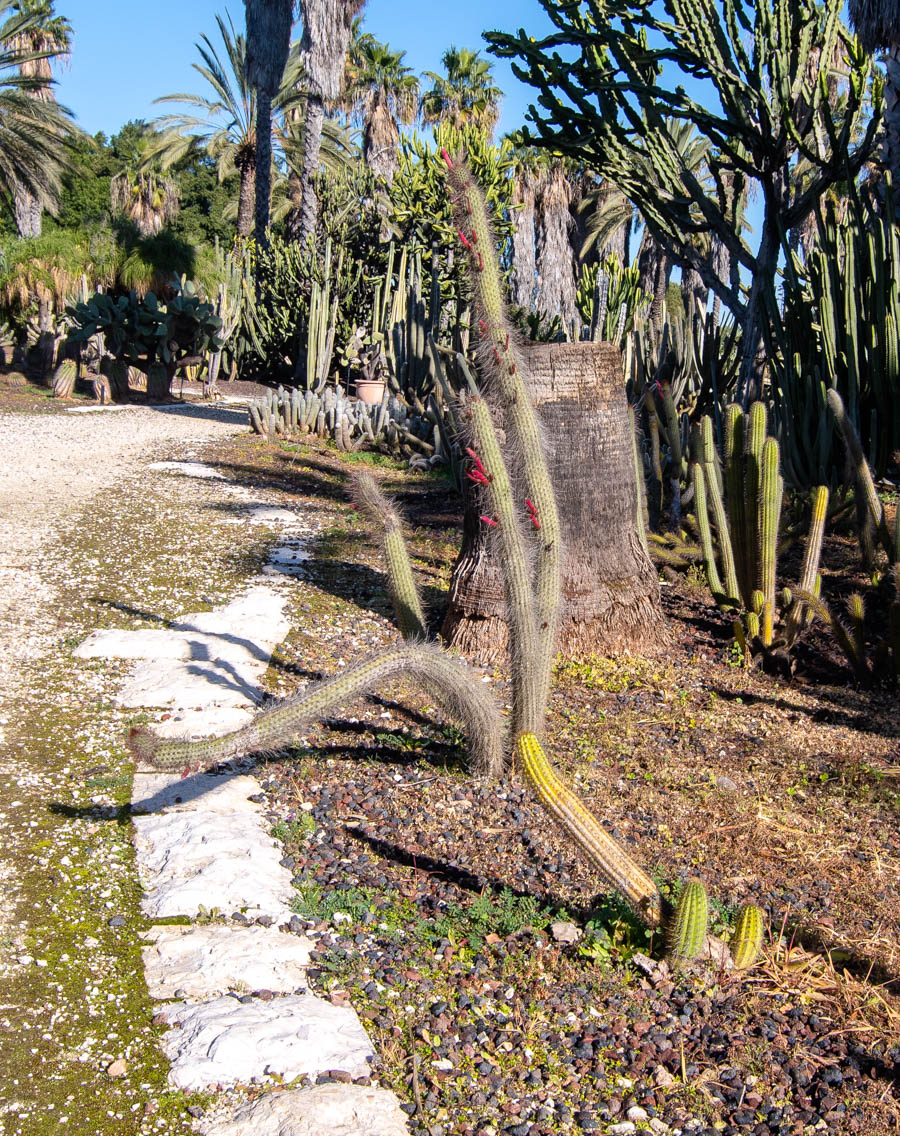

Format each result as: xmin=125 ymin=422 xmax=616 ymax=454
xmin=0 ymin=404 xmax=247 ymax=724
xmin=0 ymin=403 xmax=248 ymax=1129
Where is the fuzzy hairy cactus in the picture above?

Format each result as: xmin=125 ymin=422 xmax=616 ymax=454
xmin=668 ymin=879 xmax=709 ymax=960
xmin=445 ymin=151 xmax=561 ymax=734
xmin=730 ymin=903 xmax=765 ymax=969
xmin=128 ymin=643 xmax=503 ymax=778
xmin=352 ymin=472 xmax=426 ymax=640
xmin=515 ymin=733 xmax=661 ymax=926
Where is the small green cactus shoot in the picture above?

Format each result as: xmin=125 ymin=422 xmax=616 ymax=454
xmin=668 ymin=879 xmax=709 ymax=960
xmin=731 ymin=904 xmax=765 ymax=969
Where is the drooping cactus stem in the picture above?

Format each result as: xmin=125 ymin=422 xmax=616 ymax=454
xmin=128 ymin=643 xmax=504 ymax=779
xmin=515 ymin=733 xmax=661 ymax=926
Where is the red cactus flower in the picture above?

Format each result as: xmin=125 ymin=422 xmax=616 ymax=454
xmin=441 ymin=148 xmax=455 ymax=170
xmin=479 ymin=514 xmax=499 ymax=528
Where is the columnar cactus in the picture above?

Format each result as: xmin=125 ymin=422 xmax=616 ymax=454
xmin=352 ymin=472 xmax=427 ymax=641
xmin=129 ymin=643 xmax=504 ymax=778
xmin=693 ymin=402 xmax=827 ymax=664
xmin=515 ymin=733 xmax=661 ymax=925
xmin=668 ymin=880 xmax=709 ymax=960
xmin=731 ymin=904 xmax=765 ymax=969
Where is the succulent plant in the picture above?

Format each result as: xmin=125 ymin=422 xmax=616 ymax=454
xmin=668 ymin=880 xmax=709 ymax=961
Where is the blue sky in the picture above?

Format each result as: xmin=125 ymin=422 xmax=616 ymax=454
xmin=54 ymin=0 xmax=556 ymax=140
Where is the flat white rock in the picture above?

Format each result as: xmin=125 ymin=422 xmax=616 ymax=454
xmin=158 ymin=995 xmax=375 ymax=1091
xmin=141 ymin=925 xmax=313 ymax=999
xmin=197 ymin=1084 xmax=410 ymax=1136
xmin=246 ymin=505 xmax=301 ymax=525
xmin=75 ymin=586 xmax=290 ymax=710
xmin=132 ymin=811 xmax=293 ymax=919
xmin=131 ymin=771 xmax=262 ymax=816
xmin=147 ymin=461 xmax=226 ymax=478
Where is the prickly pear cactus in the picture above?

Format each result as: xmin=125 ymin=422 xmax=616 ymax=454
xmin=730 ymin=904 xmax=765 ymax=969
xmin=668 ymin=880 xmax=709 ymax=960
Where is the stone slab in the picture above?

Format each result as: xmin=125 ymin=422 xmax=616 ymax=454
xmin=141 ymin=925 xmax=313 ymax=999
xmin=197 ymin=1084 xmax=410 ymax=1136
xmin=157 ymin=995 xmax=375 ymax=1092
xmin=131 ymin=772 xmax=262 ymax=816
xmin=132 ymin=811 xmax=293 ymax=919
xmin=148 ymin=461 xmax=226 ymax=478
xmin=75 ymin=586 xmax=290 ymax=710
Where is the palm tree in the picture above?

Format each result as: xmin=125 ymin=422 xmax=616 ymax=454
xmin=421 ymin=46 xmax=502 ymax=135
xmin=847 ymin=1 xmax=900 ymax=194
xmin=507 ymin=141 xmax=542 ymax=309
xmin=110 ymin=124 xmax=179 ymax=237
xmin=244 ymin=0 xmax=294 ymax=247
xmin=2 ymin=1 xmax=72 ymax=237
xmin=294 ymin=0 xmax=366 ymax=242
xmin=340 ymin=35 xmax=417 ymax=183
xmin=150 ymin=13 xmax=258 ymax=238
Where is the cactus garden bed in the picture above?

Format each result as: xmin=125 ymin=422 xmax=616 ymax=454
xmin=194 ymin=433 xmax=900 ymax=1135
xmin=0 ymin=414 xmax=897 ymax=1136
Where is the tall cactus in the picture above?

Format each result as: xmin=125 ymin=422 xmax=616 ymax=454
xmin=444 ymin=150 xmax=562 ymax=732
xmin=694 ymin=402 xmax=827 ymax=663
xmin=131 ymin=157 xmax=665 ymax=927
xmin=352 ymin=472 xmax=427 ymax=641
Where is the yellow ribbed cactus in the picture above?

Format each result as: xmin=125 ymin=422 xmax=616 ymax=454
xmin=515 ymin=733 xmax=661 ymax=926
xmin=731 ymin=904 xmax=765 ymax=969
xmin=668 ymin=880 xmax=709 ymax=960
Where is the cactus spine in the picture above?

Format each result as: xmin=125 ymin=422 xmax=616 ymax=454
xmin=351 ymin=472 xmax=426 ymax=640
xmin=731 ymin=904 xmax=765 ymax=969
xmin=515 ymin=734 xmax=661 ymax=926
xmin=668 ymin=880 xmax=709 ymax=960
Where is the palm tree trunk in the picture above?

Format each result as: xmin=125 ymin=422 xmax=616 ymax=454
xmin=442 ymin=342 xmax=664 ymax=660
xmin=298 ymin=93 xmax=325 ymax=243
xmin=884 ymin=44 xmax=900 ymax=204
xmin=236 ymin=159 xmax=256 ymax=239
xmin=14 ymin=186 xmax=41 ymax=239
xmin=254 ymin=89 xmax=273 ymax=248
xmin=509 ymin=181 xmax=536 ymax=309
xmin=535 ymin=166 xmax=578 ymax=331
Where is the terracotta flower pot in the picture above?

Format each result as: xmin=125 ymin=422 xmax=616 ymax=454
xmin=354 ymin=378 xmax=386 ymax=405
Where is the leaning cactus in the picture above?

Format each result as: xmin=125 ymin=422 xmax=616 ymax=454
xmin=352 ymin=473 xmax=427 ymax=640
xmin=730 ymin=904 xmax=765 ymax=969
xmin=131 ymin=157 xmax=667 ymax=928
xmin=668 ymin=879 xmax=709 ymax=960
xmin=515 ymin=733 xmax=661 ymax=925
xmin=129 ymin=643 xmax=504 ymax=778
xmin=51 ymin=359 xmax=78 ymax=399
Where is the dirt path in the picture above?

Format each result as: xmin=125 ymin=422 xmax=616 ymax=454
xmin=0 ymin=403 xmax=251 ymax=1134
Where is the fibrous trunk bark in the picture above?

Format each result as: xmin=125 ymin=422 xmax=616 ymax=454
xmin=254 ymin=89 xmax=273 ymax=248
xmin=535 ymin=167 xmax=578 ymax=332
xmin=442 ymin=341 xmax=665 ymax=661
xmin=14 ymin=187 xmax=42 ymax=239
xmin=236 ymin=159 xmax=256 ymax=239
xmin=509 ymin=180 xmax=536 ymax=309
xmin=298 ymin=93 xmax=325 ymax=243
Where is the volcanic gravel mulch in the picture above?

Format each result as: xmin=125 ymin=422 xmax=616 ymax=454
xmin=204 ymin=438 xmax=900 ymax=1136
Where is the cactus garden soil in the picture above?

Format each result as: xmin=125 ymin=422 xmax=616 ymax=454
xmin=0 ymin=393 xmax=897 ymax=1135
